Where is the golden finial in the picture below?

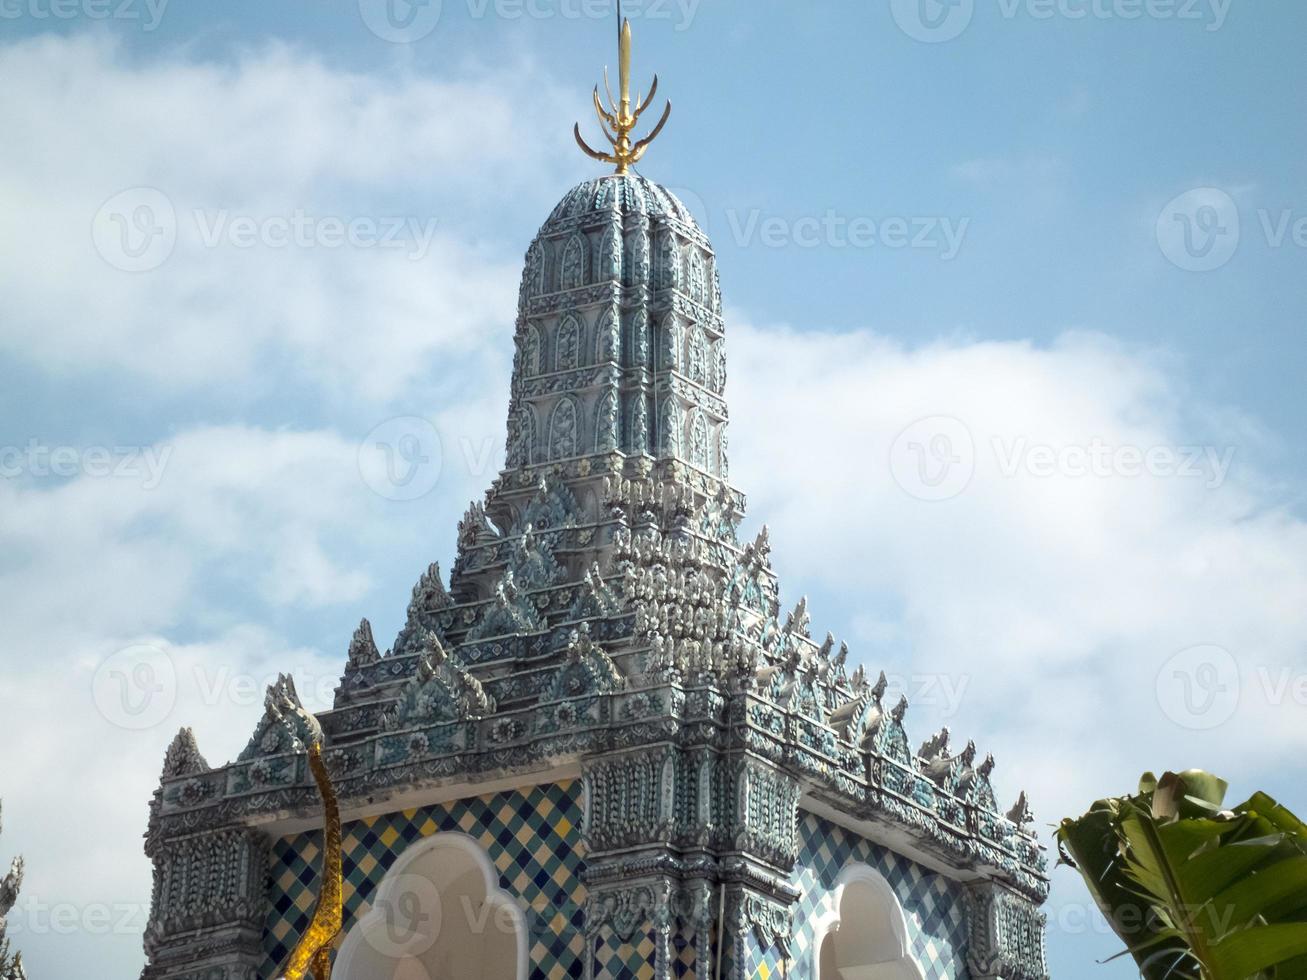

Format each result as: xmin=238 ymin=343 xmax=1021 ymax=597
xmin=574 ymin=17 xmax=672 ymax=175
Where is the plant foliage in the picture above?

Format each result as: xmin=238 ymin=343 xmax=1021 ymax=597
xmin=1057 ymin=770 xmax=1307 ymax=980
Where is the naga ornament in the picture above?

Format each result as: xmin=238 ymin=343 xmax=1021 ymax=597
xmin=272 ymin=676 xmax=343 ymax=980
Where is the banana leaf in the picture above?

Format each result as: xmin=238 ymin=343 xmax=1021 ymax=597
xmin=1057 ymin=770 xmax=1307 ymax=980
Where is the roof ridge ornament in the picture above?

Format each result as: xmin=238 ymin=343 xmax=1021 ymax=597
xmin=574 ymin=17 xmax=672 ymax=175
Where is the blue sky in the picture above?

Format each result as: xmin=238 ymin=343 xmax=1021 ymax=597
xmin=1 ymin=1 xmax=1305 ymax=978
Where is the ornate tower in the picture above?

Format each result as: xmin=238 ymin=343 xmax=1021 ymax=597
xmin=140 ymin=21 xmax=1050 ymax=980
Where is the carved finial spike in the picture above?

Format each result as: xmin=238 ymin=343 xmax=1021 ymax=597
xmin=871 ymin=669 xmax=888 ymax=702
xmin=161 ymin=727 xmax=210 ymax=779
xmin=850 ymin=664 xmax=867 ymax=690
xmin=0 ymin=853 xmax=24 ymax=921
xmin=960 ymin=739 xmax=977 ymax=767
xmin=575 ymin=18 xmax=672 ymax=174
xmin=919 ymin=726 xmax=950 ymax=761
xmin=347 ymin=618 xmax=381 ymax=668
xmin=1007 ymin=790 xmax=1035 ymax=826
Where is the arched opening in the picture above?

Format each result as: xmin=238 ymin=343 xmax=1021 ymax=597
xmin=334 ymin=833 xmax=527 ymax=980
xmin=814 ymin=865 xmax=925 ymax=980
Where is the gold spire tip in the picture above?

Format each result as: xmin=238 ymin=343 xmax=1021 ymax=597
xmin=574 ymin=18 xmax=672 ymax=176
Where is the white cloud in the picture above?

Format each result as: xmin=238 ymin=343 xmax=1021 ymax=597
xmin=0 ymin=423 xmax=412 ymax=977
xmin=727 ymin=317 xmax=1307 ymax=874
xmin=0 ymin=33 xmax=574 ymax=400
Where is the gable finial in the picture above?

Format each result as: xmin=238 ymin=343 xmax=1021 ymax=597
xmin=574 ymin=14 xmax=672 ymax=175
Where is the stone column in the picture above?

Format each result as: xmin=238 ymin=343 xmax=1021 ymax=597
xmin=963 ymin=880 xmax=1050 ymax=980
xmin=141 ymin=826 xmax=270 ymax=980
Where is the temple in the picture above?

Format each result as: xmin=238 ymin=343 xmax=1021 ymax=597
xmin=140 ymin=22 xmax=1049 ymax=980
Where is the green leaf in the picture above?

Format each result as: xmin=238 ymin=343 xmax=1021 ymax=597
xmin=1210 ymin=855 xmax=1307 ymax=934
xmin=1175 ymin=834 xmax=1281 ymax=909
xmin=1208 ymin=924 xmax=1307 ymax=978
xmin=1060 ymin=772 xmax=1307 ymax=980
xmin=1236 ymin=792 xmax=1307 ymax=837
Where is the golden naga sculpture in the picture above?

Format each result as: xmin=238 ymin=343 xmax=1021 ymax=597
xmin=574 ymin=17 xmax=672 ymax=175
xmin=270 ymin=676 xmax=344 ymax=980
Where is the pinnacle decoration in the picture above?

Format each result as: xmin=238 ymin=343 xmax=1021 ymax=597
xmin=574 ymin=18 xmax=672 ymax=175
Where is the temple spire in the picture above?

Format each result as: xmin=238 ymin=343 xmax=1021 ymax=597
xmin=574 ymin=17 xmax=672 ymax=174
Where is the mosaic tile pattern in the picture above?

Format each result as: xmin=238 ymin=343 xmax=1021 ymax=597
xmin=591 ymin=927 xmax=657 ymax=978
xmin=782 ymin=810 xmax=969 ymax=980
xmin=262 ymin=780 xmax=588 ymax=980
xmin=261 ymin=793 xmax=968 ymax=979
xmin=673 ymin=932 xmax=699 ymax=979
